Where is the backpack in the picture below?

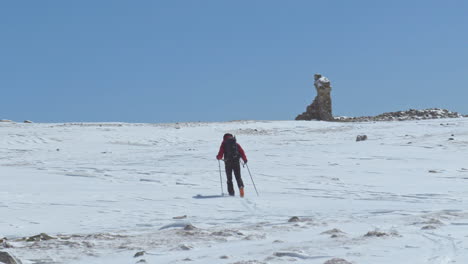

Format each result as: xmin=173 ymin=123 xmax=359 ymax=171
xmin=224 ymin=137 xmax=240 ymax=161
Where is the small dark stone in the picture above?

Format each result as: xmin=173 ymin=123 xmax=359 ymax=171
xmin=356 ymin=135 xmax=368 ymax=142
xmin=184 ymin=224 xmax=196 ymax=231
xmin=449 ymin=138 xmax=454 ymax=140
xmin=288 ymin=216 xmax=300 ymax=222
xmin=134 ymin=251 xmax=146 ymax=258
xmin=180 ymin=244 xmax=192 ymax=250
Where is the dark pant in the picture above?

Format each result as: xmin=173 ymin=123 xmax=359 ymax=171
xmin=225 ymin=160 xmax=244 ymax=196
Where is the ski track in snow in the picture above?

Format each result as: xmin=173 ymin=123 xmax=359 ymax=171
xmin=1 ymin=119 xmax=468 ymax=263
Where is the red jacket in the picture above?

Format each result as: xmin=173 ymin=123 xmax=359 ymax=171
xmin=217 ymin=141 xmax=247 ymax=162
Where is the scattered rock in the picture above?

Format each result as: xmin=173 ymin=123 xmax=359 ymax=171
xmin=364 ymin=230 xmax=389 ymax=237
xmin=184 ymin=224 xmax=196 ymax=231
xmin=173 ymin=215 xmax=187 ymax=219
xmin=136 ymin=260 xmax=147 ymax=263
xmin=296 ymin=73 xmax=334 ymax=121
xmin=134 ymin=251 xmax=146 ymax=258
xmin=288 ymin=216 xmax=301 ymax=222
xmin=323 ymin=258 xmax=352 ymax=264
xmin=0 ymin=238 xmax=13 ymax=249
xmin=421 ymin=225 xmax=437 ymax=230
xmin=179 ymin=244 xmax=192 ymax=250
xmin=274 ymin=251 xmax=312 ymax=259
xmin=231 ymin=261 xmax=267 ymax=264
xmin=337 ymin=108 xmax=462 ymax=122
xmin=0 ymin=120 xmax=13 ymax=123
xmin=321 ymin=228 xmax=346 ymax=235
xmin=420 ymin=218 xmax=444 ymax=225
xmin=356 ymin=135 xmax=368 ymax=142
xmin=428 ymin=170 xmax=440 ymax=173
xmin=0 ymin=251 xmax=22 ymax=264
xmin=25 ymin=233 xmax=55 ymax=242
xmin=322 ymin=228 xmax=346 ymax=238
xmin=23 ymin=120 xmax=33 ymax=123
xmin=220 ymin=255 xmax=229 ymax=259
xmin=448 ymin=138 xmax=454 ymax=140
xmin=243 ymin=234 xmax=266 ymax=240
xmin=182 ymin=258 xmax=192 ymax=261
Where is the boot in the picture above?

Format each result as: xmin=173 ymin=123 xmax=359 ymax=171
xmin=239 ymin=187 xmax=244 ymax=198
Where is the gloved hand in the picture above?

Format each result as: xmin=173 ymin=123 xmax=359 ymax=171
xmin=244 ymin=160 xmax=248 ymax=164
xmin=216 ymin=156 xmax=221 ymax=160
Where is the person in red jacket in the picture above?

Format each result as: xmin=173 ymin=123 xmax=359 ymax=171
xmin=216 ymin=133 xmax=248 ymax=197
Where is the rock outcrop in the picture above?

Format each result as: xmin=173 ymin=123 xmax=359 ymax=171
xmin=296 ymin=74 xmax=333 ymax=121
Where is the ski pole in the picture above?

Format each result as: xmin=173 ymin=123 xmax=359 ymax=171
xmin=218 ymin=160 xmax=224 ymax=196
xmin=245 ymin=163 xmax=259 ymax=196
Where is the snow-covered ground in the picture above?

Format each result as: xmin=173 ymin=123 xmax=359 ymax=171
xmin=1 ymin=119 xmax=468 ymax=264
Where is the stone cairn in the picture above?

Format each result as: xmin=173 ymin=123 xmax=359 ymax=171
xmin=296 ymin=73 xmax=333 ymax=121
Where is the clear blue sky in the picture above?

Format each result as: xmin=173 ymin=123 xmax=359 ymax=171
xmin=1 ymin=1 xmax=467 ymax=122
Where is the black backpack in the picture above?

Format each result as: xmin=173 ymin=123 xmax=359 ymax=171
xmin=224 ymin=137 xmax=240 ymax=161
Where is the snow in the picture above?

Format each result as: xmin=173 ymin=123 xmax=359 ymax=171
xmin=318 ymin=76 xmax=330 ymax=84
xmin=1 ymin=119 xmax=468 ymax=263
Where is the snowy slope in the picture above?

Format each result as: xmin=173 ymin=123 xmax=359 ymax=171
xmin=1 ymin=119 xmax=468 ymax=264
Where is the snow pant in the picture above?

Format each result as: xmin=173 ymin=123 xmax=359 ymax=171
xmin=224 ymin=159 xmax=244 ymax=196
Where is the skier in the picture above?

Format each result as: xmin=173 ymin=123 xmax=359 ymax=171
xmin=216 ymin=133 xmax=248 ymax=197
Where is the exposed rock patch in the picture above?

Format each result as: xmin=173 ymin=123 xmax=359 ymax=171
xmin=321 ymin=228 xmax=346 ymax=238
xmin=25 ymin=233 xmax=55 ymax=242
xmin=421 ymin=225 xmax=437 ymax=230
xmin=337 ymin=108 xmax=462 ymax=122
xmin=323 ymin=258 xmax=352 ymax=264
xmin=364 ymin=230 xmax=398 ymax=237
xmin=173 ymin=215 xmax=187 ymax=220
